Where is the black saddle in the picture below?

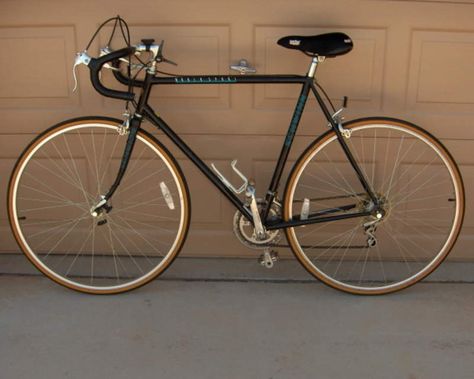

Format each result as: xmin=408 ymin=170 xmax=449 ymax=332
xmin=277 ymin=32 xmax=353 ymax=57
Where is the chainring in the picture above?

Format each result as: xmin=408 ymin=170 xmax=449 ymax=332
xmin=232 ymin=200 xmax=281 ymax=249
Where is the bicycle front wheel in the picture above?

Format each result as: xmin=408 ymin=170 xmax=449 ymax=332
xmin=8 ymin=117 xmax=190 ymax=294
xmin=284 ymin=118 xmax=464 ymax=295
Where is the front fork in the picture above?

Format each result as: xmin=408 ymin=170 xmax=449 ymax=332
xmin=91 ymin=68 xmax=156 ymax=217
xmin=91 ymin=115 xmax=141 ymax=217
xmin=104 ymin=115 xmax=141 ymax=201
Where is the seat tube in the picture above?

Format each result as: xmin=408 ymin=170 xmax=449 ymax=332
xmin=263 ymin=80 xmax=311 ymax=221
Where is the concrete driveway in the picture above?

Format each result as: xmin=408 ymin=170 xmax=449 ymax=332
xmin=1 ymin=273 xmax=474 ymax=379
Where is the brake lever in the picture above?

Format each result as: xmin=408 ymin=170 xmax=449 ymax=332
xmin=99 ymin=47 xmax=145 ymax=76
xmin=72 ymin=51 xmax=91 ymax=92
xmin=99 ymin=47 xmax=119 ymax=72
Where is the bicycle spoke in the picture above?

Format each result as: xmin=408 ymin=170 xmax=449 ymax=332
xmin=22 ymin=174 xmax=88 ymax=209
xmin=370 ymin=128 xmax=377 ymax=188
xmin=385 ymin=134 xmax=405 ymax=198
xmin=105 ymin=220 xmax=120 ymax=283
xmin=64 ymin=225 xmax=95 ymax=277
xmin=61 ymin=134 xmax=92 ymax=207
xmin=107 ymin=223 xmax=145 ymax=276
xmin=332 ymin=226 xmax=359 ymax=277
xmin=98 ymin=133 xmax=122 ymax=194
xmin=379 ymin=138 xmax=418 ymax=194
xmin=107 ymin=218 xmax=157 ymax=267
xmin=115 ymin=167 xmax=167 ymax=195
xmin=322 ymin=150 xmax=364 ymax=203
xmin=109 ymin=214 xmax=163 ymax=257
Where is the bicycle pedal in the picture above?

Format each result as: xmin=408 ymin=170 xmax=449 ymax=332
xmin=258 ymin=250 xmax=279 ymax=269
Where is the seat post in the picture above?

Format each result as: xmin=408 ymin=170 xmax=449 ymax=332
xmin=307 ymin=56 xmax=323 ymax=78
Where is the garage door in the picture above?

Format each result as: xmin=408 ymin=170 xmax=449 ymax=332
xmin=1 ymin=0 xmax=473 ymax=260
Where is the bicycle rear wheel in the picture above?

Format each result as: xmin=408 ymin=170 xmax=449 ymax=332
xmin=8 ymin=117 xmax=190 ymax=294
xmin=284 ymin=118 xmax=464 ymax=295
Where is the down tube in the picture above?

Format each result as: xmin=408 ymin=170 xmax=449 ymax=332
xmin=143 ymin=105 xmax=254 ymax=222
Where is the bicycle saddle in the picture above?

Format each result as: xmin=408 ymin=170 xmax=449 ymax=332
xmin=277 ymin=32 xmax=353 ymax=57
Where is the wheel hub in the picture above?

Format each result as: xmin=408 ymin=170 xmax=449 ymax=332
xmin=361 ymin=193 xmax=391 ymax=247
xmin=90 ymin=196 xmax=113 ymax=225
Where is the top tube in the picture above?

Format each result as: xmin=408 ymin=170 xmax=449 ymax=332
xmin=112 ymin=69 xmax=309 ymax=88
xmin=152 ymin=75 xmax=308 ymax=85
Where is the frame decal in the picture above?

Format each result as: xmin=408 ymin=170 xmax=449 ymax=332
xmin=175 ymin=76 xmax=237 ymax=84
xmin=285 ymin=93 xmax=307 ymax=146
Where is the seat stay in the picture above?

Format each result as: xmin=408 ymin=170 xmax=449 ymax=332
xmin=308 ymin=82 xmax=379 ymax=206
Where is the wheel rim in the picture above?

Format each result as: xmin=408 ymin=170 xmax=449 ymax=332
xmin=285 ymin=121 xmax=464 ymax=294
xmin=9 ymin=121 xmax=188 ymax=293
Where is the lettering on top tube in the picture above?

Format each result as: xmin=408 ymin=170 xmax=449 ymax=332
xmin=284 ymin=94 xmax=307 ymax=146
xmin=174 ymin=76 xmax=238 ymax=84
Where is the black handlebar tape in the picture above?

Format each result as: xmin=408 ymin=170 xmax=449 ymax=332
xmin=111 ymin=59 xmax=145 ymax=88
xmin=88 ymin=46 xmax=136 ymax=101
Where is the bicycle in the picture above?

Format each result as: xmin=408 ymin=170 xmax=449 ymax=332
xmin=7 ymin=17 xmax=465 ymax=295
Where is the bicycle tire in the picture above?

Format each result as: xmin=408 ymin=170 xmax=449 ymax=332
xmin=8 ymin=117 xmax=191 ymax=294
xmin=284 ymin=117 xmax=464 ymax=295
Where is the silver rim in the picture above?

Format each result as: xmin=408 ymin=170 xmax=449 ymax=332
xmin=10 ymin=121 xmax=187 ymax=292
xmin=286 ymin=122 xmax=463 ymax=293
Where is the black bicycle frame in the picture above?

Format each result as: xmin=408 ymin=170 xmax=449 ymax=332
xmin=113 ymin=69 xmax=378 ymax=230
